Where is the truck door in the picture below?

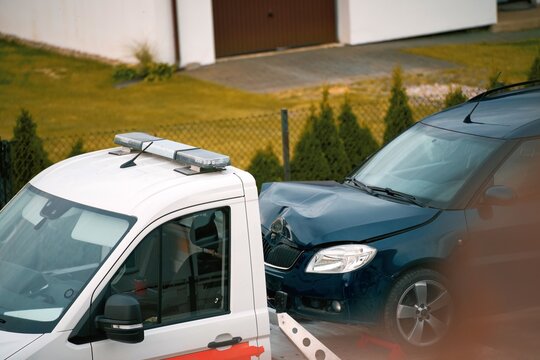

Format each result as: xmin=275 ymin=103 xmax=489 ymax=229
xmin=90 ymin=201 xmax=267 ymax=359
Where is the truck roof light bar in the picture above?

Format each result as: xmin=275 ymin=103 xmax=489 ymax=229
xmin=174 ymin=148 xmax=230 ymax=175
xmin=114 ymin=132 xmax=163 ymax=150
xmin=113 ymin=132 xmax=230 ymax=173
xmin=150 ymin=139 xmax=197 ymax=159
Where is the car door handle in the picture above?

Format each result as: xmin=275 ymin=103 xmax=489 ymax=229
xmin=208 ymin=336 xmax=242 ymax=348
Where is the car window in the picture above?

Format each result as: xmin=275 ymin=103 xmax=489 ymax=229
xmin=493 ymin=139 xmax=540 ymax=201
xmin=354 ymin=124 xmax=502 ymax=208
xmin=109 ymin=207 xmax=230 ymax=327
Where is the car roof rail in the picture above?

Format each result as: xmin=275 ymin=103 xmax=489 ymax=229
xmin=110 ymin=132 xmax=230 ymax=175
xmin=468 ymin=79 xmax=540 ymax=102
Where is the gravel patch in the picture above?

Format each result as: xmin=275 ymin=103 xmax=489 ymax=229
xmin=406 ymin=83 xmax=485 ymax=100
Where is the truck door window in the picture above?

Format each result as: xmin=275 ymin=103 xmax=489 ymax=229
xmin=109 ymin=207 xmax=230 ymax=328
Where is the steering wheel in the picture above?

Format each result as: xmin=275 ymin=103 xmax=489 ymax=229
xmin=26 ymin=282 xmax=49 ymax=297
xmin=20 ymin=272 xmax=49 ymax=297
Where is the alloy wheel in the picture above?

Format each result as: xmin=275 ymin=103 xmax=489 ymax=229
xmin=395 ymin=279 xmax=453 ymax=347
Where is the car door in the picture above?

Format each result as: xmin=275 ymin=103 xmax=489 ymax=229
xmin=464 ymin=138 xmax=540 ymax=312
xmin=89 ymin=199 xmax=266 ymax=359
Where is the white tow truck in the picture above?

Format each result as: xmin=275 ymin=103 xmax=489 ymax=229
xmin=0 ymin=133 xmax=340 ymax=360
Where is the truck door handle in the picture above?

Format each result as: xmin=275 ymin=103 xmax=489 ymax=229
xmin=208 ymin=336 xmax=242 ymax=348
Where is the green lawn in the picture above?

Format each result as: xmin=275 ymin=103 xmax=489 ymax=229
xmin=0 ymin=38 xmax=293 ymax=140
xmin=404 ymin=39 xmax=540 ymax=86
xmin=1 ymin=36 xmax=539 ymax=144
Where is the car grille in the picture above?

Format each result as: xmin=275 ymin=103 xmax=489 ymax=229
xmin=263 ymin=237 xmax=303 ymax=269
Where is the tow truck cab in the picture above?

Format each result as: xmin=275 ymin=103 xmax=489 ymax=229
xmin=0 ymin=133 xmax=270 ymax=359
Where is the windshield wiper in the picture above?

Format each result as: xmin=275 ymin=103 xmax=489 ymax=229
xmin=344 ymin=177 xmax=373 ymax=194
xmin=369 ymin=186 xmax=424 ymax=207
xmin=345 ymin=178 xmax=424 ymax=207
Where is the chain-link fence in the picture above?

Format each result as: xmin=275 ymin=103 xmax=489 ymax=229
xmin=40 ymin=95 xmax=446 ymax=165
xmin=0 ymin=91 xmax=477 ymax=208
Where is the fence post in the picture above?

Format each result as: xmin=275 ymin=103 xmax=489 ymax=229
xmin=281 ymin=109 xmax=290 ymax=181
xmin=0 ymin=140 xmax=12 ymax=208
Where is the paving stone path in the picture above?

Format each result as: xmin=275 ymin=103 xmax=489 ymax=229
xmin=186 ymin=28 xmax=540 ymax=93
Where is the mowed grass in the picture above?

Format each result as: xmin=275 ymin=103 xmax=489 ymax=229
xmin=404 ymin=39 xmax=540 ymax=86
xmin=0 ymin=38 xmax=294 ymax=140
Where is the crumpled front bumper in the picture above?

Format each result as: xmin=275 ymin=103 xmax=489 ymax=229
xmin=265 ymin=250 xmax=392 ymax=325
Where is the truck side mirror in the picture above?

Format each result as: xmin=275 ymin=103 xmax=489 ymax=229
xmin=95 ymin=294 xmax=144 ymax=344
xmin=484 ymin=185 xmax=516 ymax=206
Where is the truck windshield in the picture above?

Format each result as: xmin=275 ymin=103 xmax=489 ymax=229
xmin=353 ymin=123 xmax=503 ymax=209
xmin=0 ymin=186 xmax=135 ymax=333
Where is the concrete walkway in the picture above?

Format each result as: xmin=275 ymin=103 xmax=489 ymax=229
xmin=186 ymin=24 xmax=540 ymax=93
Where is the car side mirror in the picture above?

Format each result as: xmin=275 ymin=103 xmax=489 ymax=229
xmin=484 ymin=185 xmax=516 ymax=206
xmin=95 ymin=294 xmax=144 ymax=344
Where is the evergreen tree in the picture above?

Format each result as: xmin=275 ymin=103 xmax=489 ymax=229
xmin=338 ymin=96 xmax=379 ymax=168
xmin=247 ymin=146 xmax=283 ymax=191
xmin=67 ymin=138 xmax=85 ymax=158
xmin=312 ymin=89 xmax=350 ymax=180
xmin=11 ymin=109 xmax=50 ymax=193
xmin=383 ymin=67 xmax=414 ymax=144
xmin=291 ymin=107 xmax=331 ymax=181
xmin=444 ymin=87 xmax=467 ymax=108
xmin=527 ymin=48 xmax=540 ymax=81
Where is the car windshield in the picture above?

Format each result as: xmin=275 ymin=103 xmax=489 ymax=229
xmin=0 ymin=186 xmax=135 ymax=333
xmin=353 ymin=123 xmax=503 ymax=209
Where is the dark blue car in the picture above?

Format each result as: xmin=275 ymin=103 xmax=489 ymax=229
xmin=259 ymin=82 xmax=540 ymax=349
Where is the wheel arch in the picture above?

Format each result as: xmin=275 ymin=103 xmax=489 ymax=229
xmin=390 ymin=258 xmax=451 ymax=282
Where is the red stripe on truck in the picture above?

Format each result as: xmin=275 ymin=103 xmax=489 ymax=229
xmin=166 ymin=343 xmax=265 ymax=360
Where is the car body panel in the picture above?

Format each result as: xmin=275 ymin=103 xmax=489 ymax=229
xmin=263 ymin=210 xmax=467 ymax=324
xmin=259 ymin=181 xmax=439 ymax=248
xmin=422 ymin=87 xmax=540 ymax=139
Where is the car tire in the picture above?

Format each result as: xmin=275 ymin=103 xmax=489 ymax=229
xmin=383 ymin=268 xmax=454 ymax=349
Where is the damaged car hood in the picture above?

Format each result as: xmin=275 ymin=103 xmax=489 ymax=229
xmin=259 ymin=181 xmax=440 ymax=248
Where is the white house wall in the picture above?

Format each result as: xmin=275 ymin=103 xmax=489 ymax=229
xmin=177 ymin=0 xmax=215 ymax=67
xmin=336 ymin=0 xmax=352 ymax=44
xmin=0 ymin=0 xmax=499 ymax=66
xmin=339 ymin=0 xmax=497 ymax=45
xmin=0 ymin=0 xmax=176 ymax=64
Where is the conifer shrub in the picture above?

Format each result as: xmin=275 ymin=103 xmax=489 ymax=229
xmin=444 ymin=87 xmax=468 ymax=108
xmin=10 ymin=109 xmax=50 ymax=193
xmin=312 ymin=89 xmax=351 ymax=180
xmin=67 ymin=138 xmax=85 ymax=158
xmin=338 ymin=96 xmax=379 ymax=168
xmin=247 ymin=145 xmax=283 ymax=191
xmin=291 ymin=107 xmax=331 ymax=181
xmin=383 ymin=67 xmax=414 ymax=144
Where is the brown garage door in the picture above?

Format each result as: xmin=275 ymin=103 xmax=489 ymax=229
xmin=213 ymin=0 xmax=336 ymax=58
